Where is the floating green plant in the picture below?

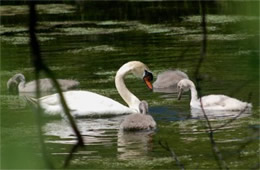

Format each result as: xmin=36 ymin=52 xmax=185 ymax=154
xmin=68 ymin=45 xmax=118 ymax=54
xmin=184 ymin=15 xmax=259 ymax=24
xmin=0 ymin=4 xmax=76 ymax=16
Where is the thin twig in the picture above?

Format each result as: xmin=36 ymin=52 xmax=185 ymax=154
xmin=63 ymin=143 xmax=82 ymax=168
xmin=199 ymin=99 xmax=229 ymax=170
xmin=29 ymin=2 xmax=84 ymax=168
xmin=211 ymin=93 xmax=252 ymax=132
xmin=193 ymin=1 xmax=229 ymax=169
xmin=159 ymin=140 xmax=185 ymax=170
xmin=29 ymin=3 xmax=53 ymax=169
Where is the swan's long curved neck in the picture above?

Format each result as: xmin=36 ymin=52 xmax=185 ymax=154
xmin=189 ymin=81 xmax=199 ymax=105
xmin=18 ymin=81 xmax=26 ymax=90
xmin=115 ymin=64 xmax=140 ymax=111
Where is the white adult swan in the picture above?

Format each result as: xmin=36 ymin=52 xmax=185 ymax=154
xmin=153 ymin=70 xmax=189 ymax=93
xmin=7 ymin=73 xmax=80 ymax=93
xmin=29 ymin=61 xmax=153 ymax=116
xmin=177 ymin=79 xmax=252 ymax=111
xmin=120 ymin=100 xmax=156 ymax=131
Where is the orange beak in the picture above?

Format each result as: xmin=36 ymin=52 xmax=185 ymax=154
xmin=143 ymin=76 xmax=153 ymax=90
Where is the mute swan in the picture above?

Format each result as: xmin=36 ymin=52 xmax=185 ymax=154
xmin=153 ymin=70 xmax=189 ymax=93
xmin=177 ymin=79 xmax=252 ymax=111
xmin=120 ymin=100 xmax=156 ymax=131
xmin=28 ymin=61 xmax=153 ymax=116
xmin=7 ymin=73 xmax=80 ymax=93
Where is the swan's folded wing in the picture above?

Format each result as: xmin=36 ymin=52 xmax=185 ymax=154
xmin=38 ymin=91 xmax=136 ymax=116
xmin=201 ymin=95 xmax=229 ymax=108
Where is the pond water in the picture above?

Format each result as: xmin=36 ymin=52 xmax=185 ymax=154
xmin=1 ymin=2 xmax=259 ymax=169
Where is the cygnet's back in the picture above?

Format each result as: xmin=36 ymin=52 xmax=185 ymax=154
xmin=120 ymin=101 xmax=156 ymax=131
xmin=153 ymin=70 xmax=189 ymax=89
xmin=7 ymin=73 xmax=80 ymax=93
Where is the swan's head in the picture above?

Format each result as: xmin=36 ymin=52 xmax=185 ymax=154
xmin=13 ymin=73 xmax=25 ymax=82
xmin=177 ymin=79 xmax=192 ymax=100
xmin=131 ymin=61 xmax=153 ymax=90
xmin=119 ymin=61 xmax=153 ymax=90
xmin=7 ymin=73 xmax=25 ymax=92
xmin=139 ymin=100 xmax=149 ymax=114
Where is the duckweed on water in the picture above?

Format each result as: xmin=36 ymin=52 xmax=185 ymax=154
xmin=97 ymin=20 xmax=139 ymax=26
xmin=72 ymin=157 xmax=174 ymax=169
xmin=0 ymin=4 xmax=75 ymax=16
xmin=180 ymin=34 xmax=252 ymax=42
xmin=0 ymin=95 xmax=27 ymax=109
xmin=0 ymin=26 xmax=27 ymax=35
xmin=67 ymin=45 xmax=118 ymax=54
xmin=133 ymin=24 xmax=172 ymax=34
xmin=184 ymin=15 xmax=259 ymax=24
xmin=94 ymin=71 xmax=117 ymax=76
xmin=61 ymin=27 xmax=129 ymax=35
xmin=1 ymin=36 xmax=55 ymax=45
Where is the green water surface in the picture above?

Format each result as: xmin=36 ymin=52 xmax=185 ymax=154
xmin=0 ymin=1 xmax=259 ymax=169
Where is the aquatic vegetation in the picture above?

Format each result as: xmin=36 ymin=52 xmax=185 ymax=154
xmin=184 ymin=15 xmax=259 ymax=24
xmin=1 ymin=35 xmax=55 ymax=45
xmin=0 ymin=95 xmax=27 ymax=109
xmin=1 ymin=2 xmax=258 ymax=169
xmin=165 ymin=26 xmax=200 ymax=35
xmin=94 ymin=71 xmax=117 ymax=76
xmin=36 ymin=4 xmax=75 ymax=15
xmin=68 ymin=45 xmax=118 ymax=54
xmin=0 ymin=4 xmax=75 ymax=16
xmin=97 ymin=20 xmax=138 ymax=26
xmin=0 ymin=26 xmax=27 ymax=35
xmin=0 ymin=5 xmax=29 ymax=16
xmin=180 ymin=33 xmax=253 ymax=41
xmin=61 ymin=27 xmax=129 ymax=35
xmin=133 ymin=24 xmax=173 ymax=34
xmin=71 ymin=157 xmax=174 ymax=169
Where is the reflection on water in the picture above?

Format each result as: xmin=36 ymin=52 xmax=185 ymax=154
xmin=44 ymin=116 xmax=125 ymax=145
xmin=43 ymin=115 xmax=155 ymax=160
xmin=1 ymin=1 xmax=258 ymax=168
xmin=191 ymin=107 xmax=252 ymax=119
xmin=117 ymin=130 xmax=155 ymax=160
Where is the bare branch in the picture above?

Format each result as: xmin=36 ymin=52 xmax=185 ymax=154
xmin=29 ymin=2 xmax=84 ymax=168
xmin=159 ymin=140 xmax=185 ymax=170
xmin=193 ymin=1 xmax=229 ymax=169
xmin=211 ymin=93 xmax=252 ymax=132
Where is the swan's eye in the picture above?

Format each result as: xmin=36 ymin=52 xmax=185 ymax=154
xmin=143 ymin=70 xmax=153 ymax=81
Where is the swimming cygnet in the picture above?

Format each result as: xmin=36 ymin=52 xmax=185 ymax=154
xmin=7 ymin=73 xmax=80 ymax=93
xmin=177 ymin=79 xmax=252 ymax=111
xmin=153 ymin=70 xmax=189 ymax=93
xmin=120 ymin=101 xmax=156 ymax=131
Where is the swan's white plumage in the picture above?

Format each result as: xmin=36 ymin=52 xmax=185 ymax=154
xmin=28 ymin=61 xmax=152 ymax=117
xmin=39 ymin=91 xmax=137 ymax=116
xmin=178 ymin=79 xmax=252 ymax=111
xmin=194 ymin=94 xmax=252 ymax=111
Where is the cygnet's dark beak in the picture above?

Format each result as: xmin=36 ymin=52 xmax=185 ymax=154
xmin=177 ymin=88 xmax=183 ymax=100
xmin=143 ymin=70 xmax=153 ymax=90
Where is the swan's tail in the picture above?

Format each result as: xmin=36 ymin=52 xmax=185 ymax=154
xmin=246 ymin=103 xmax=253 ymax=109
